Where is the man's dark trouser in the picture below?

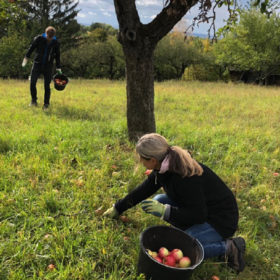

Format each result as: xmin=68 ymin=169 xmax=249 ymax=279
xmin=30 ymin=63 xmax=52 ymax=105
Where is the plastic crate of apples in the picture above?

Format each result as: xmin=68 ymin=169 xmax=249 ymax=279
xmin=147 ymin=247 xmax=191 ymax=268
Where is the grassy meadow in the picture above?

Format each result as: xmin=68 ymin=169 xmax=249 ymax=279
xmin=0 ymin=78 xmax=279 ymax=280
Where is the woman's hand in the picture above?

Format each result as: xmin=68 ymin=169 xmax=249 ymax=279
xmin=22 ymin=57 xmax=28 ymax=67
xmin=103 ymin=206 xmax=119 ymax=218
xmin=141 ymin=199 xmax=167 ymax=218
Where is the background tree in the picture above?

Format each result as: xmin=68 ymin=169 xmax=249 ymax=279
xmin=0 ymin=32 xmax=29 ymax=78
xmin=0 ymin=0 xmax=26 ymax=39
xmin=113 ymin=0 xmax=262 ymax=141
xmin=113 ymin=0 xmax=199 ymax=140
xmin=250 ymin=0 xmax=279 ymax=16
xmin=0 ymin=0 xmax=28 ymax=78
xmin=62 ymin=25 xmax=125 ymax=79
xmin=183 ymin=38 xmax=222 ymax=81
xmin=213 ymin=9 xmax=280 ymax=84
xmin=18 ymin=0 xmax=80 ymax=50
xmin=154 ymin=32 xmax=200 ymax=80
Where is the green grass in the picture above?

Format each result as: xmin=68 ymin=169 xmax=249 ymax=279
xmin=0 ymin=79 xmax=279 ymax=280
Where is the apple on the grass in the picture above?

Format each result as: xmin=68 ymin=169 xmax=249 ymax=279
xmin=158 ymin=247 xmax=169 ymax=258
xmin=178 ymin=256 xmax=191 ymax=268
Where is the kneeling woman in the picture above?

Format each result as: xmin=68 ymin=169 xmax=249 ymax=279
xmin=104 ymin=133 xmax=245 ymax=273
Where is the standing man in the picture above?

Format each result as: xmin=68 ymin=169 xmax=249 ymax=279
xmin=22 ymin=26 xmax=61 ymax=110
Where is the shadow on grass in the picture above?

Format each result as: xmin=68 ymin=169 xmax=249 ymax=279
xmin=0 ymin=138 xmax=11 ymax=154
xmin=240 ymin=207 xmax=280 ymax=277
xmin=49 ymin=104 xmax=105 ymax=121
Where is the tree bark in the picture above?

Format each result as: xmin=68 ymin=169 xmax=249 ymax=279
xmin=125 ymin=38 xmax=156 ymax=141
xmin=114 ymin=0 xmax=198 ymax=141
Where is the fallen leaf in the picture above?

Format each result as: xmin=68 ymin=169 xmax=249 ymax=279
xmin=47 ymin=264 xmax=55 ymax=270
xmin=120 ymin=215 xmax=129 ymax=223
xmin=74 ymin=177 xmax=84 ymax=187
xmin=44 ymin=234 xmax=52 ymax=240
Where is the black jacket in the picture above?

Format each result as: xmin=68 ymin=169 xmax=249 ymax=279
xmin=25 ymin=33 xmax=61 ymax=68
xmin=115 ymin=163 xmax=239 ymax=238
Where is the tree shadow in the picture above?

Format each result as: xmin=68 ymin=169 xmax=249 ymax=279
xmin=238 ymin=207 xmax=280 ymax=277
xmin=0 ymin=138 xmax=11 ymax=154
xmin=49 ymin=104 xmax=105 ymax=121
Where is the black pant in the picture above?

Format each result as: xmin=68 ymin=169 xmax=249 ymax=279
xmin=30 ymin=63 xmax=52 ymax=105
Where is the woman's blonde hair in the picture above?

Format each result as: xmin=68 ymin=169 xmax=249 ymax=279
xmin=136 ymin=133 xmax=203 ymax=177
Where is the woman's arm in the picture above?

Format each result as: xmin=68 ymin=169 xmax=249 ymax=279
xmin=114 ymin=171 xmax=161 ymax=215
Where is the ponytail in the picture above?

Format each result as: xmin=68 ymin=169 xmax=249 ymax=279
xmin=168 ymin=146 xmax=203 ymax=177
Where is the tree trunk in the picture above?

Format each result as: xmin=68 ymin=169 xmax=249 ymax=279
xmin=125 ymin=43 xmax=156 ymax=140
xmin=114 ymin=0 xmax=198 ymax=141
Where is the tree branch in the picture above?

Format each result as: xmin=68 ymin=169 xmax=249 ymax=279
xmin=144 ymin=0 xmax=199 ymax=43
xmin=113 ymin=0 xmax=141 ymax=43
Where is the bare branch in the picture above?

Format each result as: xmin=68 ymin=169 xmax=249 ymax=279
xmin=185 ymin=0 xmax=240 ymax=40
xmin=143 ymin=0 xmax=199 ymax=42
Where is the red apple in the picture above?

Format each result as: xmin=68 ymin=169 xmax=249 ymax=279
xmin=178 ymin=256 xmax=191 ymax=268
xmin=154 ymin=256 xmax=163 ymax=263
xmin=170 ymin=249 xmax=183 ymax=261
xmin=163 ymin=255 xmax=176 ymax=267
xmin=158 ymin=247 xmax=169 ymax=258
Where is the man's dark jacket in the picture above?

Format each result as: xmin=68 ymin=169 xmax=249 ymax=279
xmin=25 ymin=33 xmax=61 ymax=68
xmin=115 ymin=163 xmax=239 ymax=238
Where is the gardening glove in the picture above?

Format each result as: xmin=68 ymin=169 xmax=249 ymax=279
xmin=56 ymin=68 xmax=62 ymax=74
xmin=103 ymin=206 xmax=119 ymax=219
xmin=22 ymin=57 xmax=28 ymax=67
xmin=141 ymin=199 xmax=167 ymax=218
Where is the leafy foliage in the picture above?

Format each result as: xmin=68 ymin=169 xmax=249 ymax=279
xmin=62 ymin=30 xmax=125 ymax=79
xmin=154 ymin=32 xmax=202 ymax=80
xmin=18 ymin=0 xmax=80 ymax=49
xmin=214 ymin=9 xmax=280 ymax=83
xmin=183 ymin=38 xmax=222 ymax=81
xmin=250 ymin=0 xmax=280 ymax=16
xmin=0 ymin=31 xmax=29 ymax=78
xmin=0 ymin=0 xmax=26 ymax=39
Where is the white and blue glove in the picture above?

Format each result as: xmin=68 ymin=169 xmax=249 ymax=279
xmin=141 ymin=199 xmax=167 ymax=218
xmin=22 ymin=57 xmax=28 ymax=67
xmin=103 ymin=206 xmax=119 ymax=219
